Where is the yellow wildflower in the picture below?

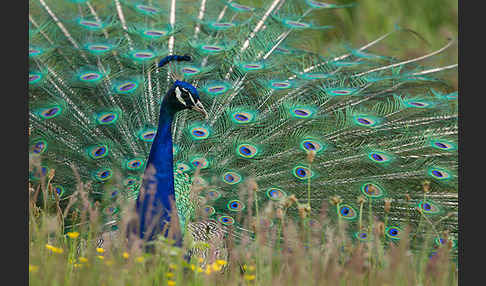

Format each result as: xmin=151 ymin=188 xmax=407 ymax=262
xmin=197 ymin=257 xmax=204 ymax=263
xmin=168 ymin=263 xmax=177 ymax=270
xmin=167 ymin=281 xmax=176 ymax=286
xmin=215 ymin=260 xmax=227 ymax=266
xmin=73 ymin=263 xmax=83 ymax=268
xmin=79 ymin=257 xmax=88 ymax=263
xmin=204 ymin=266 xmax=212 ymax=275
xmin=29 ymin=265 xmax=39 ymax=273
xmin=97 ymin=255 xmax=104 ymax=260
xmin=211 ymin=263 xmax=221 ymax=271
xmin=136 ymin=256 xmax=144 ymax=263
xmin=67 ymin=232 xmax=80 ymax=239
xmin=96 ymin=247 xmax=105 ymax=254
xmin=166 ymin=272 xmax=174 ymax=278
xmin=122 ymin=252 xmax=130 ymax=259
xmin=190 ymin=264 xmax=196 ymax=271
xmin=45 ymin=244 xmax=64 ymax=254
xmin=244 ymin=274 xmax=256 ymax=281
xmin=196 ymin=267 xmax=203 ymax=273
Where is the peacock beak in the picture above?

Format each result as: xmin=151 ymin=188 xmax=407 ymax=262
xmin=192 ymin=101 xmax=208 ymax=119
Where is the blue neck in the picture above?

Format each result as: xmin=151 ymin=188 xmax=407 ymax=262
xmin=136 ymin=100 xmax=181 ymax=242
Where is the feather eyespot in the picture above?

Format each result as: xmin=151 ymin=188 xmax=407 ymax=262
xmin=368 ymin=151 xmax=393 ymax=164
xmin=338 ymin=204 xmax=357 ymax=220
xmin=135 ymin=4 xmax=160 ymax=14
xmin=284 ymin=20 xmax=311 ymax=28
xmin=190 ymin=157 xmax=209 ymax=169
xmin=218 ymin=215 xmax=235 ymax=225
xmin=126 ymin=158 xmax=144 ymax=171
xmin=428 ymin=167 xmax=452 ymax=180
xmin=94 ymin=169 xmax=112 ymax=182
xmin=266 ymin=188 xmax=287 ymax=201
xmin=300 ymin=138 xmax=325 ymax=153
xmin=227 ymin=200 xmax=245 ymax=211
xmin=39 ymin=106 xmax=62 ymax=119
xmin=86 ymin=144 xmax=109 ymax=160
xmin=229 ymin=2 xmax=254 ymax=12
xmin=115 ymin=81 xmax=138 ymax=94
xmin=202 ymin=206 xmax=215 ymax=216
xmin=237 ymin=144 xmax=258 ymax=158
xmin=201 ymin=45 xmax=224 ymax=53
xmin=418 ymin=200 xmax=442 ymax=215
xmin=353 ymin=115 xmax=380 ymax=127
xmin=138 ymin=128 xmax=156 ymax=142
xmin=385 ymin=227 xmax=401 ymax=240
xmin=29 ymin=47 xmax=43 ymax=57
xmin=181 ymin=67 xmax=200 ymax=75
xmin=270 ymin=81 xmax=292 ymax=89
xmin=430 ymin=140 xmax=456 ymax=151
xmin=361 ymin=183 xmax=385 ymax=199
xmin=96 ymin=112 xmax=119 ymax=125
xmin=143 ymin=30 xmax=167 ymax=37
xmin=31 ymin=140 xmax=47 ymax=154
xmin=87 ymin=44 xmax=111 ymax=53
xmin=29 ymin=73 xmax=42 ymax=84
xmin=292 ymin=108 xmax=311 ymax=118
xmin=189 ymin=126 xmax=210 ymax=140
xmin=176 ymin=162 xmax=191 ymax=172
xmin=355 ymin=231 xmax=370 ymax=242
xmin=53 ymin=185 xmax=64 ymax=198
xmin=240 ymin=63 xmax=264 ymax=72
xmin=222 ymin=171 xmax=242 ymax=185
xmin=326 ymin=88 xmax=358 ymax=96
xmin=132 ymin=51 xmax=155 ymax=60
xmin=293 ymin=166 xmax=313 ymax=180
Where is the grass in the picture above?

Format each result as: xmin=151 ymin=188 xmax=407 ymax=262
xmin=29 ymin=157 xmax=458 ymax=286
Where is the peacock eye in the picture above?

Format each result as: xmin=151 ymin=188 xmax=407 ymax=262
xmin=385 ymin=227 xmax=401 ymax=240
xmin=418 ymin=200 xmax=442 ymax=215
xmin=368 ymin=151 xmax=393 ymax=164
xmin=203 ymin=206 xmax=215 ymax=216
xmin=31 ymin=140 xmax=48 ymax=154
xmin=218 ymin=215 xmax=235 ymax=225
xmin=190 ymin=157 xmax=209 ymax=169
xmin=361 ymin=183 xmax=385 ymax=199
xmin=237 ymin=144 xmax=258 ymax=158
xmin=293 ymin=166 xmax=313 ymax=180
xmin=94 ymin=168 xmax=112 ymax=182
xmin=355 ymin=231 xmax=370 ymax=242
xmin=338 ymin=204 xmax=357 ymax=220
xmin=29 ymin=73 xmax=42 ymax=84
xmin=87 ymin=145 xmax=109 ymax=159
xmin=266 ymin=188 xmax=287 ymax=201
xmin=227 ymin=200 xmax=245 ymax=211
xmin=222 ymin=171 xmax=242 ymax=185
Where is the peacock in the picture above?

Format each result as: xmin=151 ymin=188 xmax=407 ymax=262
xmin=28 ymin=0 xmax=458 ymax=261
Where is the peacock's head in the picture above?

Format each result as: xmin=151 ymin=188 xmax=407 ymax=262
xmin=167 ymin=80 xmax=208 ymax=119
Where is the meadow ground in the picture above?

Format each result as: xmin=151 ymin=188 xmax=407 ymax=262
xmin=29 ymin=163 xmax=458 ymax=286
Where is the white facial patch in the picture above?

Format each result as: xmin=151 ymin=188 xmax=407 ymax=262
xmin=183 ymin=87 xmax=196 ymax=105
xmin=175 ymin=86 xmax=186 ymax=106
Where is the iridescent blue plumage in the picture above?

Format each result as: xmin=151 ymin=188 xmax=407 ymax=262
xmin=135 ymin=54 xmax=207 ymax=242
